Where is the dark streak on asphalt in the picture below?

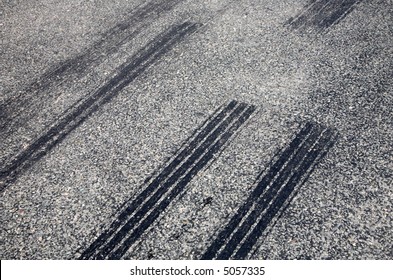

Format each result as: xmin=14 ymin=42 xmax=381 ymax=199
xmin=0 ymin=0 xmax=183 ymax=133
xmin=79 ymin=100 xmax=256 ymax=260
xmin=287 ymin=0 xmax=363 ymax=31
xmin=202 ymin=122 xmax=338 ymax=260
xmin=0 ymin=21 xmax=199 ymax=192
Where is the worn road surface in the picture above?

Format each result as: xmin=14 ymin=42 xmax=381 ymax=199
xmin=1 ymin=0 xmax=392 ymax=259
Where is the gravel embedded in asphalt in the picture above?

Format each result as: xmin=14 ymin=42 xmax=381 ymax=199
xmin=0 ymin=0 xmax=392 ymax=259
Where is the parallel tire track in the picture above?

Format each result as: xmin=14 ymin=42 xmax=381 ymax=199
xmin=202 ymin=122 xmax=338 ymax=260
xmin=0 ymin=0 xmax=183 ymax=134
xmin=79 ymin=100 xmax=256 ymax=260
xmin=0 ymin=22 xmax=200 ymax=192
xmin=287 ymin=0 xmax=363 ymax=32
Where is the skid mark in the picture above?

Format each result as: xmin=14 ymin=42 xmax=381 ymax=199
xmin=79 ymin=100 xmax=256 ymax=260
xmin=0 ymin=0 xmax=183 ymax=140
xmin=287 ymin=0 xmax=363 ymax=32
xmin=202 ymin=122 xmax=338 ymax=259
xmin=0 ymin=22 xmax=200 ymax=192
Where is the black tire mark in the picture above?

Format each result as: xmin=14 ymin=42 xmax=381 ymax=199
xmin=287 ymin=0 xmax=363 ymax=32
xmin=247 ymin=127 xmax=339 ymax=259
xmin=201 ymin=123 xmax=314 ymax=259
xmin=0 ymin=0 xmax=183 ymax=149
xmin=202 ymin=122 xmax=338 ymax=260
xmin=234 ymin=128 xmax=337 ymax=259
xmin=79 ymin=100 xmax=238 ymax=259
xmin=216 ymin=125 xmax=323 ymax=259
xmin=109 ymin=105 xmax=255 ymax=260
xmin=0 ymin=22 xmax=200 ymax=192
xmin=79 ymin=101 xmax=256 ymax=260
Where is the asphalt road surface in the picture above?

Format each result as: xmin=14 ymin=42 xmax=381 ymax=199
xmin=1 ymin=0 xmax=392 ymax=259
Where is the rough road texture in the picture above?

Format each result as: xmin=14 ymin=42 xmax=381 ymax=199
xmin=1 ymin=0 xmax=392 ymax=259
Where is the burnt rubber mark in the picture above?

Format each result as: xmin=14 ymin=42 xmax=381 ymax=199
xmin=287 ymin=0 xmax=363 ymax=31
xmin=0 ymin=0 xmax=183 ymax=134
xmin=0 ymin=22 xmax=199 ymax=192
xmin=202 ymin=122 xmax=338 ymax=260
xmin=79 ymin=101 xmax=256 ymax=260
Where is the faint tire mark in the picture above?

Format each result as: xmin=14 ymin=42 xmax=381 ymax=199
xmin=286 ymin=0 xmax=363 ymax=32
xmin=0 ymin=22 xmax=200 ymax=192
